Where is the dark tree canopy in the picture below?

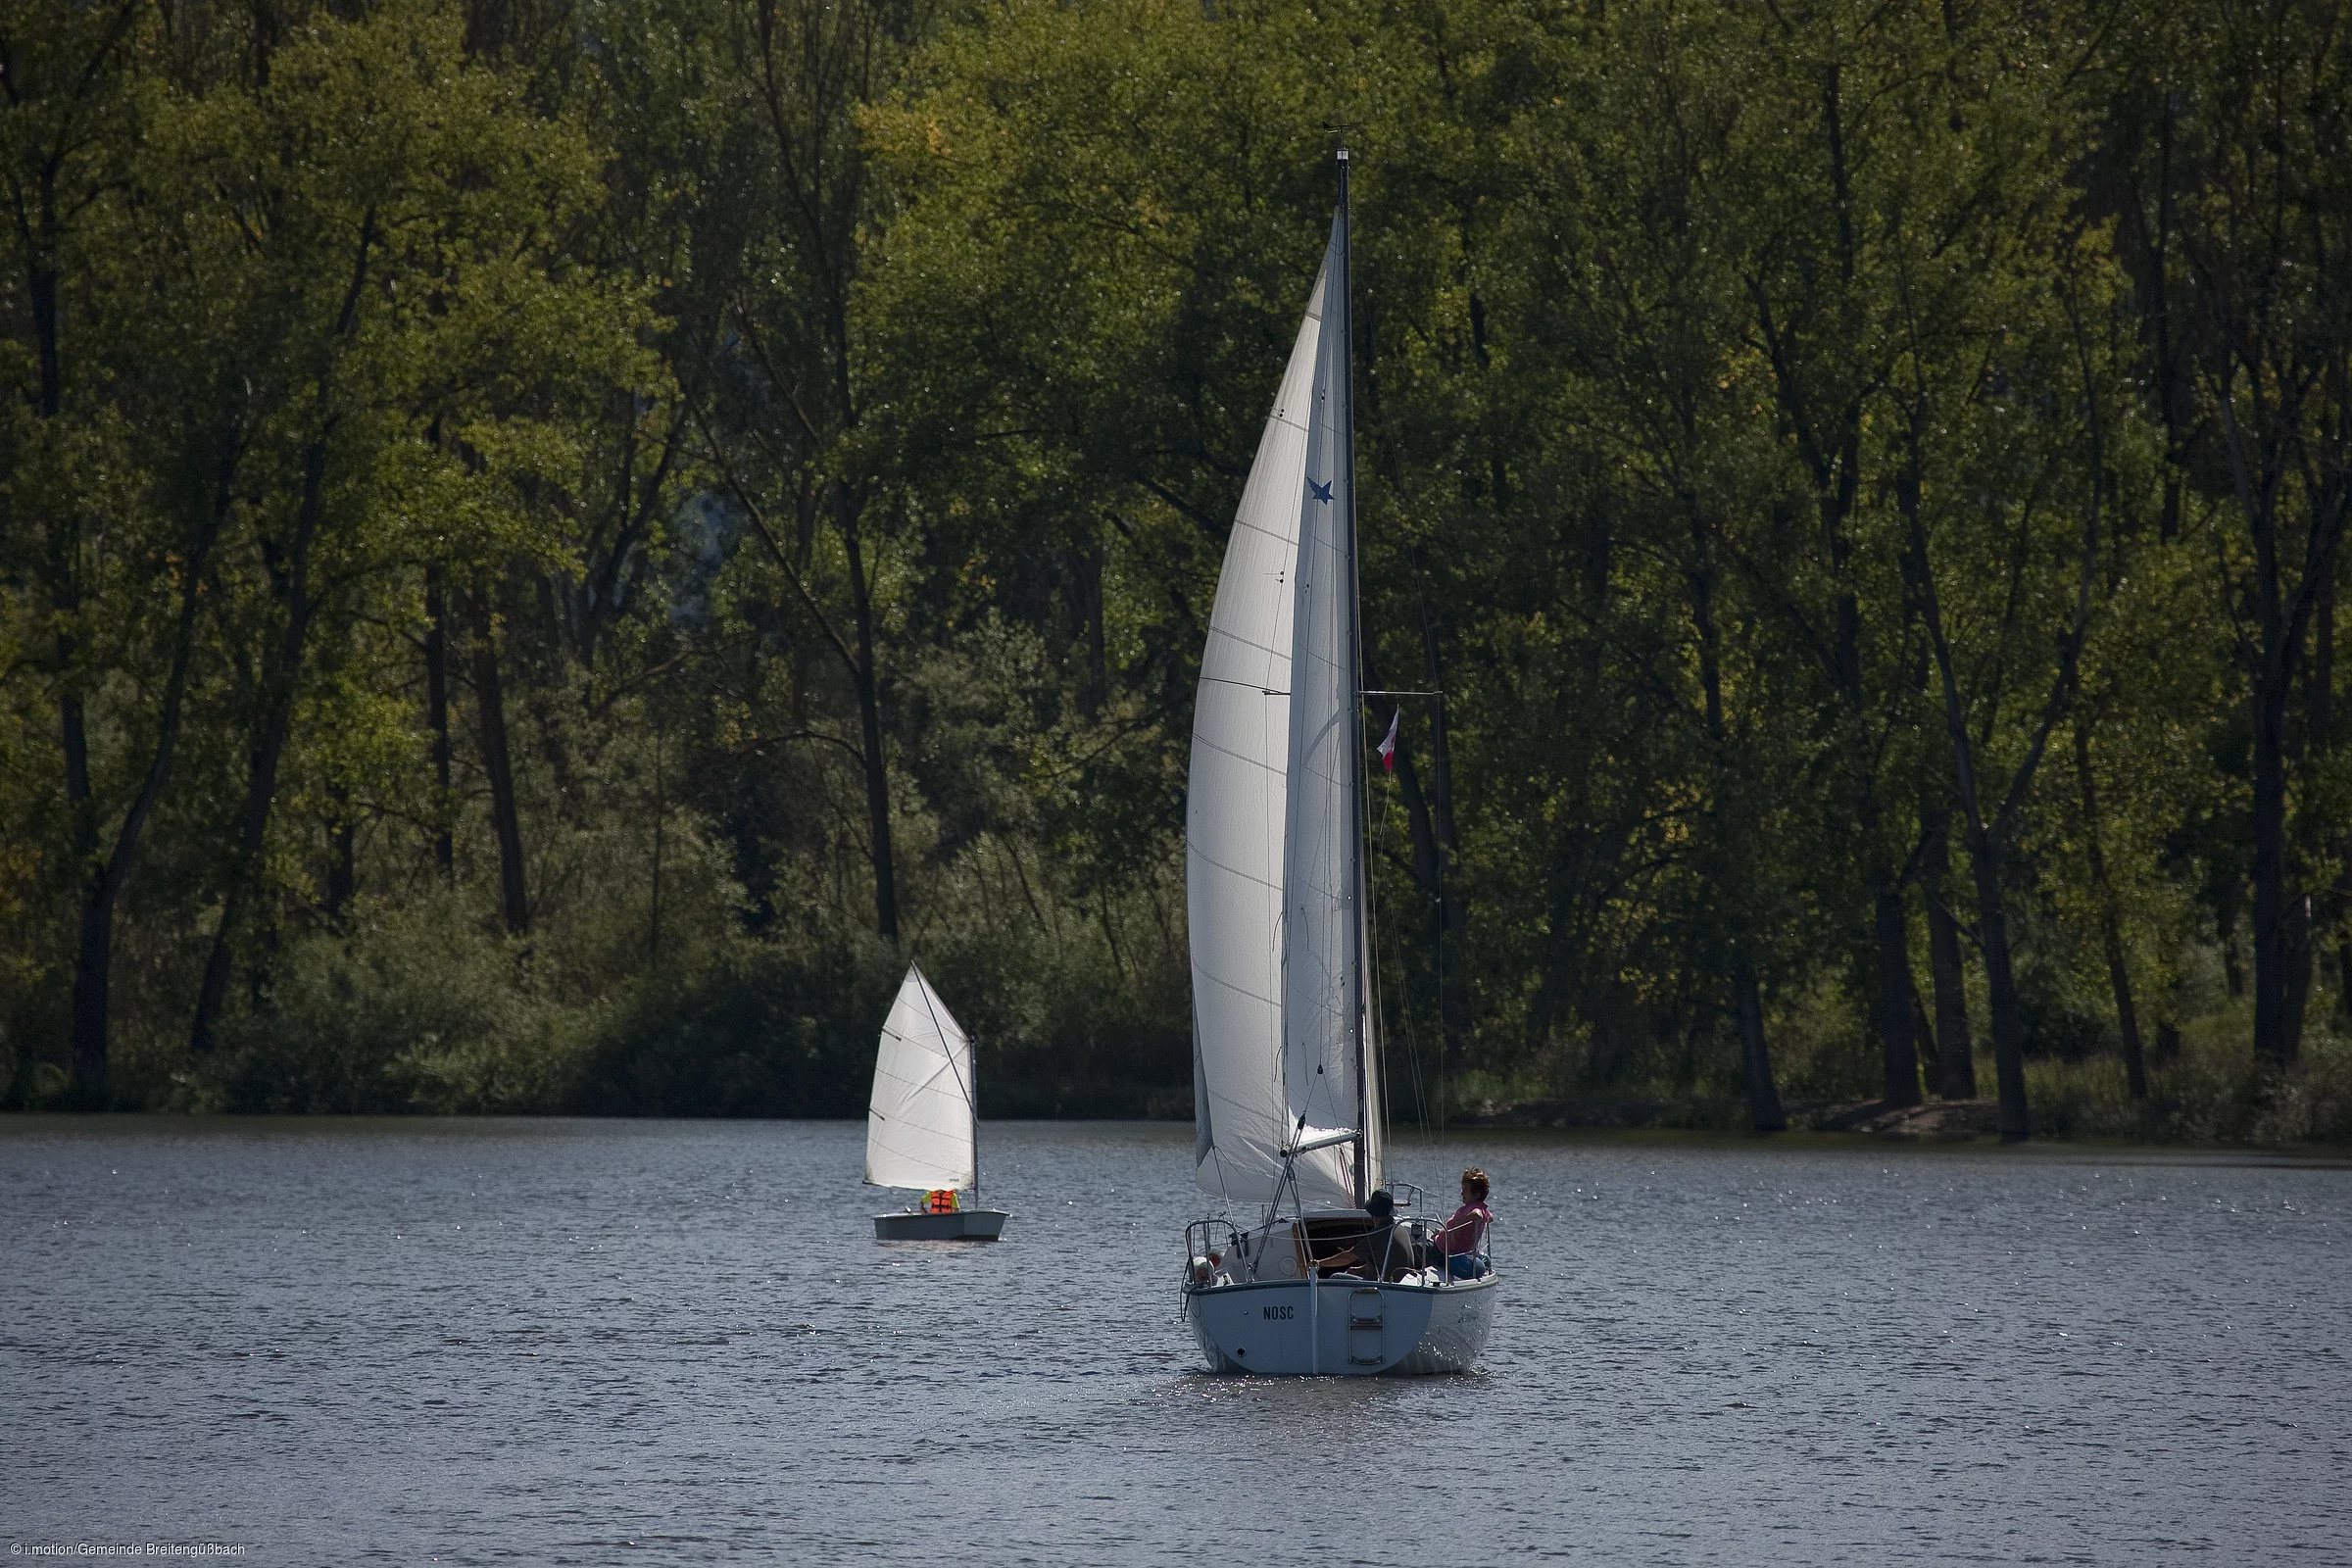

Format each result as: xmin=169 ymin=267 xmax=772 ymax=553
xmin=2 ymin=0 xmax=2347 ymax=1144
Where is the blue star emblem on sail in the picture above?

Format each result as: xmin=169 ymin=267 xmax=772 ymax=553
xmin=1307 ymin=478 xmax=1333 ymax=504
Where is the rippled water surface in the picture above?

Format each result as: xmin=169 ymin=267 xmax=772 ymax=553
xmin=5 ymin=1117 xmax=2349 ymax=1565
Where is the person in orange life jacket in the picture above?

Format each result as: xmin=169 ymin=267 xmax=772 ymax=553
xmin=924 ymin=1189 xmax=960 ymax=1214
xmin=1434 ymin=1168 xmax=1493 ymax=1279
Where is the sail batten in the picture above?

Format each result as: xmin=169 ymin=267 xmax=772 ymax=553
xmin=865 ymin=964 xmax=977 ymax=1192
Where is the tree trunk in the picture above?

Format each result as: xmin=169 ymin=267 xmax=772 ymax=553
xmin=2244 ymin=532 xmax=2313 ymax=1065
xmin=190 ymin=212 xmax=374 ymax=1055
xmin=36 ymin=223 xmax=107 ymax=1098
xmin=1910 ymin=976 xmax=1938 ymax=1087
xmin=62 ymin=658 xmax=101 ymax=1096
xmin=1687 ymin=533 xmax=1786 ymax=1131
xmin=2218 ymin=887 xmax=2246 ymax=997
xmin=424 ymin=564 xmax=455 ymax=884
xmin=324 ymin=784 xmax=356 ymax=929
xmin=1391 ymin=716 xmax=1444 ymax=901
xmin=471 ymin=597 xmax=530 ymax=937
xmin=29 ymin=260 xmax=60 ymax=419
xmin=841 ymin=498 xmax=898 ymax=942
xmin=1390 ymin=735 xmax=1452 ymax=1101
xmin=2294 ymin=562 xmax=2335 ymax=1053
xmin=1733 ymin=956 xmax=1786 ymax=1131
xmin=1871 ymin=872 xmax=1922 ymax=1107
xmin=2282 ymin=893 xmax=2314 ymax=1061
xmin=68 ymin=875 xmax=113 ymax=1103
xmin=1077 ymin=541 xmax=1107 ymax=722
xmin=190 ymin=648 xmax=308 ymax=1054
xmin=191 ymin=658 xmax=307 ymax=1056
xmin=2210 ymin=322 xmax=2347 ymax=1075
xmin=1923 ymin=817 xmax=1978 ymax=1099
xmin=2250 ymin=655 xmax=2296 ymax=1065
xmin=1960 ymin=814 xmax=2031 ymax=1140
xmin=32 ymin=221 xmax=118 ymax=1102
xmin=648 ymin=724 xmax=665 ymax=968
xmin=62 ymin=447 xmax=233 ymax=1090
xmin=1903 ymin=426 xmax=2093 ymax=1138
xmin=190 ymin=441 xmax=329 ymax=1056
xmin=2074 ymin=716 xmax=2146 ymax=1099
xmin=2312 ymin=551 xmax=2334 ymax=754
xmin=1917 ymin=553 xmax=2038 ymax=1138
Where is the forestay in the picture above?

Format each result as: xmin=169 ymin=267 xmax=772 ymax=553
xmin=865 ymin=963 xmax=976 ymax=1191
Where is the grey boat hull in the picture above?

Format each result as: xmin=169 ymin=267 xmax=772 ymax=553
xmin=1183 ymin=1274 xmax=1498 ymax=1375
xmin=873 ymin=1208 xmax=1009 ymax=1241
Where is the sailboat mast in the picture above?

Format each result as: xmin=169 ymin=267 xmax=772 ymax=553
xmin=1334 ymin=147 xmax=1373 ymax=1209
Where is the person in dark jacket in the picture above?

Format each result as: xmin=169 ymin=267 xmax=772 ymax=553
xmin=1312 ymin=1188 xmax=1419 ymax=1279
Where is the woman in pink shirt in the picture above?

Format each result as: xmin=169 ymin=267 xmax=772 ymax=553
xmin=1434 ymin=1168 xmax=1493 ymax=1280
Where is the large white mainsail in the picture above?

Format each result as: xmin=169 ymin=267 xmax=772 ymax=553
xmin=1187 ymin=262 xmax=1324 ymax=1205
xmin=864 ymin=963 xmax=976 ymax=1192
xmin=1190 ymin=165 xmax=1382 ymax=1211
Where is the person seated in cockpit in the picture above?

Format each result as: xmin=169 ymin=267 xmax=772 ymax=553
xmin=1435 ymin=1168 xmax=1493 ymax=1279
xmin=1310 ymin=1188 xmax=1417 ymax=1279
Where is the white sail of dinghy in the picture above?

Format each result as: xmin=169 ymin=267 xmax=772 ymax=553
xmin=866 ymin=964 xmax=1007 ymax=1239
xmin=866 ymin=963 xmax=975 ymax=1190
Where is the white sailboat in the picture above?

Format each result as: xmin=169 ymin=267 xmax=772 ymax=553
xmin=1179 ymin=149 xmax=1497 ymax=1374
xmin=867 ymin=963 xmax=1008 ymax=1240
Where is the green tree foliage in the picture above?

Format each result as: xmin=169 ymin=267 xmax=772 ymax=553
xmin=1 ymin=0 xmax=2346 ymax=1142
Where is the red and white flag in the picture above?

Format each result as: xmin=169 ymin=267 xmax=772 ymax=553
xmin=1377 ymin=709 xmax=1400 ymax=773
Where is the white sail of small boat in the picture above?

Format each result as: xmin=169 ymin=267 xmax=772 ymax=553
xmin=867 ymin=963 xmax=1008 ymax=1240
xmin=1180 ymin=149 xmax=1496 ymax=1375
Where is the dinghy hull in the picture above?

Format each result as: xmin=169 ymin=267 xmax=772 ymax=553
xmin=872 ymin=1209 xmax=1008 ymax=1241
xmin=1183 ymin=1274 xmax=1497 ymax=1375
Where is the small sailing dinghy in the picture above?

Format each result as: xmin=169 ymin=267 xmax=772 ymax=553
xmin=867 ymin=963 xmax=1008 ymax=1240
xmin=1179 ymin=149 xmax=1497 ymax=1375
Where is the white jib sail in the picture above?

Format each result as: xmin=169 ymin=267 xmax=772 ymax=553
xmin=1282 ymin=204 xmax=1372 ymax=1209
xmin=1188 ymin=261 xmax=1327 ymax=1205
xmin=865 ymin=963 xmax=977 ymax=1191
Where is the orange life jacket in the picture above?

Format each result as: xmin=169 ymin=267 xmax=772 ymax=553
xmin=925 ymin=1189 xmax=959 ymax=1214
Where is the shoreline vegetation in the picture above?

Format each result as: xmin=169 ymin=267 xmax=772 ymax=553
xmin=1446 ymin=1014 xmax=2352 ymax=1145
xmin=6 ymin=0 xmax=2352 ymax=1151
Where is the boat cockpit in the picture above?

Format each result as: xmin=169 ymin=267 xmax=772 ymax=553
xmin=1185 ymin=1196 xmax=1490 ymax=1292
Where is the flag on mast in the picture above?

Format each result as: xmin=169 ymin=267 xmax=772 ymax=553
xmin=1377 ymin=709 xmax=1399 ymax=773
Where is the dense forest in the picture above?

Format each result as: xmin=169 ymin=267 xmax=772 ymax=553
xmin=2 ymin=0 xmax=2347 ymax=1141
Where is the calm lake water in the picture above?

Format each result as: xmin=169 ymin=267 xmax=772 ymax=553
xmin=4 ymin=1117 xmax=2348 ymax=1565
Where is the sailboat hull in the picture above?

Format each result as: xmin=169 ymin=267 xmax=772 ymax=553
xmin=1183 ymin=1274 xmax=1497 ymax=1376
xmin=873 ymin=1209 xmax=1008 ymax=1241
